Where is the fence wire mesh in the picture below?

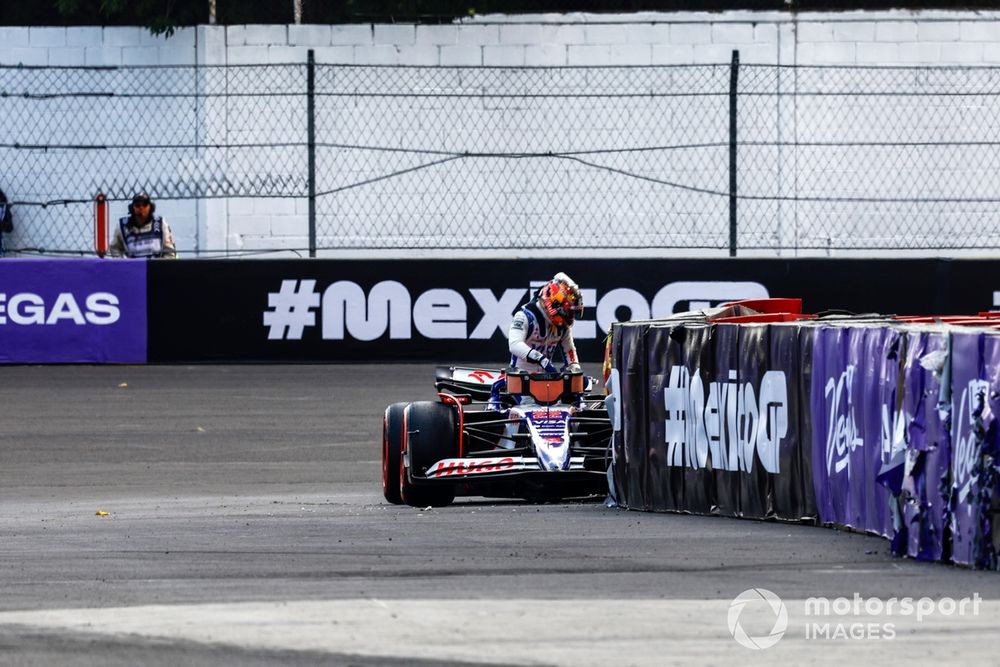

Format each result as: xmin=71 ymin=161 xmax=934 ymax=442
xmin=738 ymin=64 xmax=1000 ymax=250
xmin=2 ymin=59 xmax=1000 ymax=255
xmin=315 ymin=64 xmax=731 ymax=250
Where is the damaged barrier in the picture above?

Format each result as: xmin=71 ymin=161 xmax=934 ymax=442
xmin=609 ymin=308 xmax=1000 ymax=569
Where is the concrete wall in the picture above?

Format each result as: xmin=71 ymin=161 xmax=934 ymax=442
xmin=3 ymin=11 xmax=1000 ymax=257
xmin=6 ymin=11 xmax=1000 ymax=69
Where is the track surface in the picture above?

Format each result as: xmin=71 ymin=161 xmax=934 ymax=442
xmin=0 ymin=365 xmax=997 ymax=665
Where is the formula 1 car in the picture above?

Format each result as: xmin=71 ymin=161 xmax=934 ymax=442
xmin=382 ymin=366 xmax=612 ymax=507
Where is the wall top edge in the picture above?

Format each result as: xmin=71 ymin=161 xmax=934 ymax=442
xmin=459 ymin=9 xmax=1000 ymax=23
xmin=12 ymin=9 xmax=1000 ymax=33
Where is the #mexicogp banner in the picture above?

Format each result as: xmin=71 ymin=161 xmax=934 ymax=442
xmin=0 ymin=259 xmax=147 ymax=363
xmin=611 ymin=320 xmax=814 ymax=521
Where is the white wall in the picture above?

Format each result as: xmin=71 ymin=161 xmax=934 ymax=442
xmin=7 ymin=11 xmax=1000 ymax=69
xmin=3 ymin=11 xmax=1000 ymax=256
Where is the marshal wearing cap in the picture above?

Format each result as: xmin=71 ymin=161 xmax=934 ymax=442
xmin=109 ymin=190 xmax=176 ymax=259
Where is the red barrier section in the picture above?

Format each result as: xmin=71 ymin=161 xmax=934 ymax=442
xmin=712 ymin=312 xmax=815 ymax=324
xmin=723 ymin=297 xmax=803 ymax=314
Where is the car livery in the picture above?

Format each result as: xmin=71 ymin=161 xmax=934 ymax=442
xmin=382 ymin=366 xmax=612 ymax=507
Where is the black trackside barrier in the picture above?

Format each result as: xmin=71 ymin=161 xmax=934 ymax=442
xmin=714 ymin=324 xmax=744 ymax=516
xmin=771 ymin=323 xmax=816 ymax=521
xmin=617 ymin=321 xmax=649 ymax=511
xmin=642 ymin=324 xmax=664 ymax=510
xmin=796 ymin=326 xmax=819 ymax=521
xmin=739 ymin=324 xmax=770 ymax=519
xmin=608 ymin=324 xmax=628 ymax=508
xmin=146 ymin=258 xmax=1000 ymax=364
xmin=681 ymin=324 xmax=714 ymax=515
xmin=646 ymin=323 xmax=683 ymax=512
xmin=613 ymin=320 xmax=819 ymax=523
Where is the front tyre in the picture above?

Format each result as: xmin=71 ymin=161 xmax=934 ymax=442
xmin=401 ymin=401 xmax=458 ymax=507
xmin=382 ymin=402 xmax=407 ymax=504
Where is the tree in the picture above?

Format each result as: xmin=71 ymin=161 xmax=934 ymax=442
xmin=53 ymin=0 xmax=207 ymax=36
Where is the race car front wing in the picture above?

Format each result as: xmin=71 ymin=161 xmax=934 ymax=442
xmin=423 ymin=456 xmax=589 ymax=480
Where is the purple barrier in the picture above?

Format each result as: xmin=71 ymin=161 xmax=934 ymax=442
xmin=898 ymin=330 xmax=948 ymax=561
xmin=982 ymin=336 xmax=1000 ymax=569
xmin=861 ymin=326 xmax=897 ymax=538
xmin=0 ymin=259 xmax=147 ymax=363
xmin=811 ymin=325 xmax=893 ymax=535
xmin=948 ymin=330 xmax=1000 ymax=569
xmin=812 ymin=326 xmax=854 ymax=527
xmin=950 ymin=331 xmax=981 ymax=566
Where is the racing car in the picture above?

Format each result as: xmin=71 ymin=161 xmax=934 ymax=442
xmin=382 ymin=366 xmax=612 ymax=507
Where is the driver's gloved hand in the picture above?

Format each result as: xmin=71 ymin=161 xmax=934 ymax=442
xmin=527 ymin=350 xmax=556 ymax=372
xmin=565 ymin=363 xmax=582 ymax=374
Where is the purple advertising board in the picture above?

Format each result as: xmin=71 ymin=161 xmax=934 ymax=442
xmin=843 ymin=326 xmax=870 ymax=531
xmin=981 ymin=334 xmax=1000 ymax=570
xmin=0 ymin=259 xmax=147 ymax=363
xmin=812 ymin=325 xmax=852 ymax=527
xmin=900 ymin=329 xmax=949 ymax=562
xmin=859 ymin=326 xmax=897 ymax=539
xmin=949 ymin=330 xmax=986 ymax=567
xmin=812 ymin=325 xmax=894 ymax=535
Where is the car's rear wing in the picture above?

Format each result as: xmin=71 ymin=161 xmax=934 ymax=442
xmin=434 ymin=366 xmax=506 ymax=400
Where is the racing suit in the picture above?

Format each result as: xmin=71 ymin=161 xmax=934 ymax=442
xmin=508 ymin=299 xmax=579 ymax=372
xmin=489 ymin=298 xmax=581 ymax=448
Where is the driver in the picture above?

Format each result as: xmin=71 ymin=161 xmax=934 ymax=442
xmin=508 ymin=271 xmax=584 ymax=374
xmin=490 ymin=272 xmax=585 ymax=443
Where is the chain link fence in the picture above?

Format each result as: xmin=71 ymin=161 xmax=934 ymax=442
xmin=739 ymin=64 xmax=1000 ymax=250
xmin=2 ymin=58 xmax=1000 ymax=255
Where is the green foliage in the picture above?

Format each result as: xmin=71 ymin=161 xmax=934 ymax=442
xmin=48 ymin=0 xmax=205 ymax=36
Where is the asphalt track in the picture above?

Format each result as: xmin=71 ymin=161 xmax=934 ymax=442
xmin=0 ymin=364 xmax=998 ymax=666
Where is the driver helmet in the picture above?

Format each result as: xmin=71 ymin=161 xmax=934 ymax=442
xmin=539 ymin=272 xmax=584 ymax=328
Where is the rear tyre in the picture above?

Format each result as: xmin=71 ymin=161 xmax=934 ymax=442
xmin=401 ymin=401 xmax=458 ymax=507
xmin=382 ymin=402 xmax=406 ymax=504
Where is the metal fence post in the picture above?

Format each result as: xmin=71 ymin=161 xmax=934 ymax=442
xmin=729 ymin=50 xmax=740 ymax=258
xmin=307 ymin=49 xmax=317 ymax=258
